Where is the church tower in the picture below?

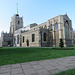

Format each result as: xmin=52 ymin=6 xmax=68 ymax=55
xmin=10 ymin=14 xmax=23 ymax=34
xmin=10 ymin=4 xmax=23 ymax=34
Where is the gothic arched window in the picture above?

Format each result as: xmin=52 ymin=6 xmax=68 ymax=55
xmin=32 ymin=34 xmax=35 ymax=42
xmin=65 ymin=21 xmax=69 ymax=27
xmin=43 ymin=33 xmax=46 ymax=41
xmin=56 ymin=23 xmax=58 ymax=30
xmin=51 ymin=25 xmax=53 ymax=31
xmin=65 ymin=21 xmax=69 ymax=38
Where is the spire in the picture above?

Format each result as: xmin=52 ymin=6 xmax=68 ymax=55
xmin=17 ymin=3 xmax=18 ymax=14
xmin=16 ymin=3 xmax=19 ymax=16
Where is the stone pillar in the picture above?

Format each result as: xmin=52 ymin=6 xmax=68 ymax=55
xmin=47 ymin=20 xmax=50 ymax=29
xmin=19 ymin=34 xmax=20 ymax=47
xmin=13 ymin=34 xmax=14 ymax=46
xmin=40 ymin=31 xmax=43 ymax=47
xmin=63 ymin=25 xmax=66 ymax=47
xmin=13 ymin=36 xmax=15 ymax=46
xmin=69 ymin=28 xmax=71 ymax=39
xmin=53 ymin=25 xmax=55 ymax=47
xmin=59 ymin=23 xmax=62 ymax=39
xmin=72 ymin=29 xmax=74 ymax=46
xmin=15 ymin=35 xmax=17 ymax=47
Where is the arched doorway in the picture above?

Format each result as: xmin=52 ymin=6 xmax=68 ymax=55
xmin=8 ymin=41 xmax=11 ymax=46
xmin=43 ymin=33 xmax=46 ymax=41
xmin=26 ymin=39 xmax=29 ymax=46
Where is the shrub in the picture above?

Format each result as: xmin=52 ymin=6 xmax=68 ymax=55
xmin=59 ymin=38 xmax=64 ymax=48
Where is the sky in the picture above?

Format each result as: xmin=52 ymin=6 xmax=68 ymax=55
xmin=0 ymin=0 xmax=75 ymax=36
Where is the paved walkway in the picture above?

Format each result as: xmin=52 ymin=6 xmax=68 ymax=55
xmin=0 ymin=56 xmax=75 ymax=75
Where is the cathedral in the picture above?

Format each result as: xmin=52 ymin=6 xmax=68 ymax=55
xmin=0 ymin=14 xmax=74 ymax=47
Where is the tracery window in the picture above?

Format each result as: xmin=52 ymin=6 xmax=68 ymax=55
xmin=65 ymin=21 xmax=69 ymax=38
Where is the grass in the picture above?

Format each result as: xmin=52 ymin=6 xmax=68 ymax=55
xmin=0 ymin=47 xmax=75 ymax=66
xmin=55 ymin=69 xmax=75 ymax=75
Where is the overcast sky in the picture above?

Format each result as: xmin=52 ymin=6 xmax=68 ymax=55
xmin=0 ymin=0 xmax=75 ymax=36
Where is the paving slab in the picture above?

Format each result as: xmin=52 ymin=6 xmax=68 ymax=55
xmin=0 ymin=56 xmax=75 ymax=75
xmin=11 ymin=73 xmax=24 ymax=75
xmin=11 ymin=64 xmax=21 ymax=69
xmin=29 ymin=61 xmax=39 ymax=65
xmin=23 ymin=68 xmax=36 ymax=75
xmin=0 ymin=65 xmax=11 ymax=68
xmin=50 ymin=69 xmax=61 ymax=74
xmin=66 ymin=65 xmax=75 ymax=69
xmin=11 ymin=68 xmax=23 ymax=75
xmin=21 ymin=64 xmax=32 ymax=69
xmin=32 ymin=65 xmax=43 ymax=70
xmin=36 ymin=69 xmax=50 ymax=75
xmin=0 ymin=67 xmax=11 ymax=74
xmin=54 ymin=65 xmax=69 ymax=71
xmin=0 ymin=73 xmax=10 ymax=75
xmin=43 ymin=65 xmax=56 ymax=71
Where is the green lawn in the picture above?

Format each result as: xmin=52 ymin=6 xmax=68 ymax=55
xmin=55 ymin=69 xmax=75 ymax=75
xmin=0 ymin=47 xmax=75 ymax=66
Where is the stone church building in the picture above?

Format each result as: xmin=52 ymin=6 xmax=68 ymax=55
xmin=0 ymin=14 xmax=74 ymax=47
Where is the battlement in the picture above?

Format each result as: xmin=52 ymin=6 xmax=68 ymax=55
xmin=2 ymin=32 xmax=13 ymax=37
